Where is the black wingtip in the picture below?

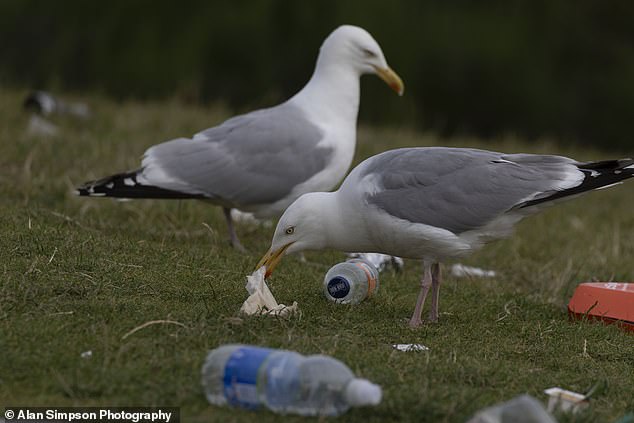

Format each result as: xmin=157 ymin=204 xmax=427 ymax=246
xmin=518 ymin=158 xmax=634 ymax=209
xmin=76 ymin=170 xmax=207 ymax=199
xmin=578 ymin=158 xmax=634 ymax=171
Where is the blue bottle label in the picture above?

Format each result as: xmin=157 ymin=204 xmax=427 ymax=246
xmin=223 ymin=346 xmax=274 ymax=409
xmin=327 ymin=276 xmax=351 ymax=299
xmin=262 ymin=352 xmax=301 ymax=408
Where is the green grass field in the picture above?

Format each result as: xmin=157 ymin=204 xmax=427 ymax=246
xmin=1 ymin=89 xmax=633 ymax=422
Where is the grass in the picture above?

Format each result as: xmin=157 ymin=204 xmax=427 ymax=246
xmin=1 ymin=87 xmax=633 ymax=423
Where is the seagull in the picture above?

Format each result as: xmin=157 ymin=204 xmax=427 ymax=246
xmin=257 ymin=147 xmax=634 ymax=327
xmin=76 ymin=25 xmax=404 ymax=251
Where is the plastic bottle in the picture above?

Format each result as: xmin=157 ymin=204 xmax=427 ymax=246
xmin=323 ymin=258 xmax=379 ymax=304
xmin=201 ymin=344 xmax=382 ymax=416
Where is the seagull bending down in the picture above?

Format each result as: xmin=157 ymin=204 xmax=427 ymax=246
xmin=258 ymin=147 xmax=634 ymax=327
xmin=76 ymin=25 xmax=403 ymax=251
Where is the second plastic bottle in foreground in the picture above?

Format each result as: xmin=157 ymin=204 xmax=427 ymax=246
xmin=202 ymin=344 xmax=382 ymax=416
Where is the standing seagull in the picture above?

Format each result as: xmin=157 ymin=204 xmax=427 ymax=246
xmin=77 ymin=25 xmax=404 ymax=251
xmin=257 ymin=147 xmax=634 ymax=327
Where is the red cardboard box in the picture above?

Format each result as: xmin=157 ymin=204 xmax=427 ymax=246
xmin=568 ymin=283 xmax=634 ymax=332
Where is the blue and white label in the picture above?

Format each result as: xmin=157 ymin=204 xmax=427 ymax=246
xmin=327 ymin=276 xmax=351 ymax=299
xmin=223 ymin=346 xmax=274 ymax=409
xmin=262 ymin=352 xmax=301 ymax=409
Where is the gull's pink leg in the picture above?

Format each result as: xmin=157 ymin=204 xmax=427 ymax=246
xmin=409 ymin=261 xmax=433 ymax=328
xmin=223 ymin=207 xmax=247 ymax=253
xmin=428 ymin=263 xmax=441 ymax=322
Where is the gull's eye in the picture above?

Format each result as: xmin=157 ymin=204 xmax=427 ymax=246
xmin=363 ymin=48 xmax=376 ymax=58
xmin=285 ymin=226 xmax=295 ymax=235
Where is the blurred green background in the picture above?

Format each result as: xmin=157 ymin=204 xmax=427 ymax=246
xmin=2 ymin=0 xmax=634 ymax=150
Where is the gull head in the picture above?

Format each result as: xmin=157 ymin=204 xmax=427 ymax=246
xmin=256 ymin=193 xmax=330 ymax=278
xmin=319 ymin=25 xmax=404 ymax=96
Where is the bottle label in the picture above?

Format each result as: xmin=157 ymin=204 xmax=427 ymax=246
xmin=223 ymin=346 xmax=274 ymax=409
xmin=261 ymin=352 xmax=301 ymax=408
xmin=327 ymin=276 xmax=351 ymax=299
xmin=354 ymin=262 xmax=377 ymax=297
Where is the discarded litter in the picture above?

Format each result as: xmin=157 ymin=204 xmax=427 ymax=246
xmin=323 ymin=258 xmax=379 ymax=304
xmin=27 ymin=115 xmax=59 ymax=137
xmin=346 ymin=252 xmax=404 ymax=273
xmin=201 ymin=344 xmax=382 ymax=416
xmin=544 ymin=387 xmax=589 ymax=414
xmin=240 ymin=267 xmax=298 ymax=316
xmin=80 ymin=350 xmax=93 ymax=359
xmin=24 ymin=91 xmax=92 ymax=138
xmin=392 ymin=344 xmax=429 ymax=352
xmin=451 ymin=264 xmax=497 ymax=278
xmin=568 ymin=282 xmax=634 ymax=332
xmin=24 ymin=90 xmax=91 ymax=118
xmin=467 ymin=394 xmax=556 ymax=423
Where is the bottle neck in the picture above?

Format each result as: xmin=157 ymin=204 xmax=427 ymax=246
xmin=344 ymin=378 xmax=382 ymax=407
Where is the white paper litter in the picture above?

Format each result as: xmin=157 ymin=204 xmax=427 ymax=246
xmin=240 ymin=267 xmax=298 ymax=316
xmin=451 ymin=263 xmax=497 ymax=278
xmin=392 ymin=343 xmax=429 ymax=352
xmin=80 ymin=350 xmax=93 ymax=359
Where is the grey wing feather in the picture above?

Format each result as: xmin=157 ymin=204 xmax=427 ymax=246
xmin=363 ymin=148 xmax=580 ymax=234
xmin=141 ymin=103 xmax=332 ymax=205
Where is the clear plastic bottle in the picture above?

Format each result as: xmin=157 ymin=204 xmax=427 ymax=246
xmin=323 ymin=258 xmax=380 ymax=304
xmin=201 ymin=344 xmax=382 ymax=416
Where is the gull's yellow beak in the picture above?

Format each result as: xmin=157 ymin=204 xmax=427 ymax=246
xmin=374 ymin=66 xmax=404 ymax=96
xmin=256 ymin=242 xmax=294 ymax=278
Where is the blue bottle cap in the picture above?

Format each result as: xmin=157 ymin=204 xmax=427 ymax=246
xmin=327 ymin=276 xmax=351 ymax=299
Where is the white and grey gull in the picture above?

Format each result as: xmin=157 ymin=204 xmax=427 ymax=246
xmin=258 ymin=147 xmax=634 ymax=327
xmin=76 ymin=25 xmax=404 ymax=251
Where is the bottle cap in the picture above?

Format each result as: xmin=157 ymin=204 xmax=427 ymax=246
xmin=344 ymin=378 xmax=382 ymax=407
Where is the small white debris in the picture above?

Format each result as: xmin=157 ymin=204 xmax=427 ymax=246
xmin=27 ymin=115 xmax=59 ymax=137
xmin=105 ymin=182 xmax=114 ymax=189
xmin=347 ymin=252 xmax=404 ymax=273
xmin=392 ymin=343 xmax=429 ymax=352
xmin=544 ymin=387 xmax=589 ymax=414
xmin=80 ymin=350 xmax=93 ymax=359
xmin=451 ymin=263 xmax=497 ymax=278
